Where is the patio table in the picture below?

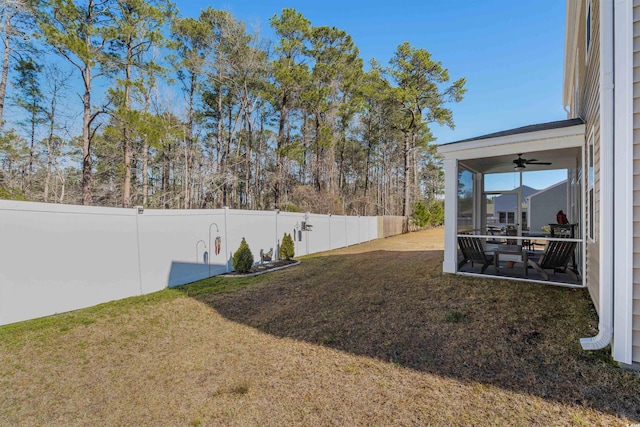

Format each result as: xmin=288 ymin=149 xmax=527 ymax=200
xmin=494 ymin=245 xmax=528 ymax=278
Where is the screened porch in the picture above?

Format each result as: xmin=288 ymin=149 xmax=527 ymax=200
xmin=438 ymin=119 xmax=586 ymax=288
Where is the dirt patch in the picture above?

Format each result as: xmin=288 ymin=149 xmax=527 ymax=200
xmin=223 ymin=259 xmax=300 ymax=277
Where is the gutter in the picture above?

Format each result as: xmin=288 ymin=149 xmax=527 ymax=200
xmin=580 ymin=0 xmax=614 ymax=351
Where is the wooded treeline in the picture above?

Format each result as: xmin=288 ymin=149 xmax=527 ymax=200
xmin=0 ymin=0 xmax=465 ymax=218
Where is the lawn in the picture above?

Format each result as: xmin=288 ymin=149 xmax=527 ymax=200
xmin=1 ymin=227 xmax=639 ymax=426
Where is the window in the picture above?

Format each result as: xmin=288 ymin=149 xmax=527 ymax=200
xmin=587 ymin=129 xmax=595 ymax=240
xmin=498 ymin=211 xmax=516 ymax=224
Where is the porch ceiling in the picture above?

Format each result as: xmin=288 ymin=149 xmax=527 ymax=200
xmin=437 ymin=119 xmax=585 ymax=174
xmin=458 ymin=147 xmax=581 ymax=174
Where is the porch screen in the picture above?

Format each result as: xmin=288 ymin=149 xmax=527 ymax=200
xmin=458 ymin=169 xmax=474 ymax=232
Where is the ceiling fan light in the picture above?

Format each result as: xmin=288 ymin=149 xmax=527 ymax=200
xmin=514 ymin=164 xmax=525 ymax=171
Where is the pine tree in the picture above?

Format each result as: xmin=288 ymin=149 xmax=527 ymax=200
xmin=280 ymin=232 xmax=294 ymax=260
xmin=232 ymin=237 xmax=254 ymax=273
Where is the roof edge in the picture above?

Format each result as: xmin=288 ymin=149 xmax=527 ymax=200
xmin=440 ymin=118 xmax=585 ymax=146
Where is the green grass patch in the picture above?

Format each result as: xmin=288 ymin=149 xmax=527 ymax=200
xmin=0 ymin=287 xmax=185 ymax=348
xmin=175 ymin=275 xmax=260 ymax=297
xmin=444 ymin=310 xmax=470 ymax=323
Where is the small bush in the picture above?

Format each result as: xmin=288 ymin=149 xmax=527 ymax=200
xmin=279 ymin=202 xmax=302 ymax=213
xmin=411 ymin=201 xmax=430 ymax=227
xmin=280 ymin=233 xmax=295 ymax=260
xmin=411 ymin=199 xmax=445 ymax=228
xmin=427 ymin=199 xmax=444 ymax=226
xmin=0 ymin=186 xmax=26 ymax=201
xmin=232 ymin=238 xmax=254 ymax=273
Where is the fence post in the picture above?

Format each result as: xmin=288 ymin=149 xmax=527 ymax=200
xmin=345 ymin=215 xmax=349 ymax=247
xmin=275 ymin=209 xmax=279 ymax=260
xmin=135 ymin=206 xmax=144 ymax=295
xmin=329 ymin=214 xmax=332 ymax=250
xmin=224 ymin=206 xmax=230 ymax=272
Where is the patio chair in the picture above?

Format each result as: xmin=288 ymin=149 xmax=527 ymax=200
xmin=527 ymin=240 xmax=578 ymax=281
xmin=458 ymin=235 xmax=494 ymax=273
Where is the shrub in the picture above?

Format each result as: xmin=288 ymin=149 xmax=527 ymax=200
xmin=411 ymin=199 xmax=445 ymax=228
xmin=427 ymin=199 xmax=444 ymax=226
xmin=232 ymin=238 xmax=254 ymax=273
xmin=411 ymin=201 xmax=430 ymax=227
xmin=280 ymin=233 xmax=295 ymax=260
xmin=0 ymin=186 xmax=26 ymax=201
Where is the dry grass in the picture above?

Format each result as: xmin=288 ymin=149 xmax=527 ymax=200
xmin=1 ymin=227 xmax=639 ymax=426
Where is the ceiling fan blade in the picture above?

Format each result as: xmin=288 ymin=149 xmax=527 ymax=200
xmin=527 ymin=162 xmax=552 ymax=165
xmin=524 ymin=158 xmax=538 ymax=163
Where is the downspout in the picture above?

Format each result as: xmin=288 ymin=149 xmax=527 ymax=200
xmin=580 ymin=0 xmax=614 ymax=350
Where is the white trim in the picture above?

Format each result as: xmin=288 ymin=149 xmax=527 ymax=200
xmin=612 ymin=0 xmax=634 ymax=365
xmin=457 ymin=271 xmax=586 ymax=289
xmin=443 ymin=158 xmax=458 ymax=273
xmin=473 ymin=172 xmax=483 ymax=232
xmin=581 ymin=0 xmax=615 ymax=353
xmin=438 ymin=125 xmax=585 ymax=159
xmin=581 ymin=144 xmax=588 ymax=291
xmin=587 ymin=128 xmax=595 ymax=242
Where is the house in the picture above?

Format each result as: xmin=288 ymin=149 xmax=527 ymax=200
xmin=493 ymin=185 xmax=537 ymax=228
xmin=437 ymin=0 xmax=639 ymax=368
xmin=527 ymin=180 xmax=568 ymax=233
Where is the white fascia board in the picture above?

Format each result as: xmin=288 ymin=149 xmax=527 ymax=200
xmin=438 ymin=126 xmax=585 ymax=161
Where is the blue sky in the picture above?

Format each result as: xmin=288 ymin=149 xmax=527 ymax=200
xmin=176 ymin=0 xmax=568 ymax=145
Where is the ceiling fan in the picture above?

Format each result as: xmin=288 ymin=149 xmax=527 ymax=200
xmin=513 ymin=153 xmax=552 ymax=170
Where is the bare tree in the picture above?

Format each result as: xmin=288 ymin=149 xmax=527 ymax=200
xmin=0 ymin=0 xmax=32 ymax=127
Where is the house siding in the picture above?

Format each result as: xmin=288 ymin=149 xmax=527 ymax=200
xmin=632 ymin=0 xmax=640 ymax=363
xmin=528 ymin=181 xmax=568 ymax=238
xmin=578 ymin=0 xmax=601 ymax=313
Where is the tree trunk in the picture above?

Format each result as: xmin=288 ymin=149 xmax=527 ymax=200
xmin=44 ymin=71 xmax=60 ymax=203
xmin=402 ymin=130 xmax=411 ymax=227
xmin=0 ymin=14 xmax=11 ymax=127
xmin=313 ymin=112 xmax=322 ymax=191
xmin=161 ymin=141 xmax=170 ymax=208
xmin=275 ymin=95 xmax=288 ymax=209
xmin=122 ymin=43 xmax=133 ymax=208
xmin=184 ymin=73 xmax=196 ymax=209
xmin=81 ymin=64 xmax=93 ymax=206
xmin=141 ymin=92 xmax=150 ymax=207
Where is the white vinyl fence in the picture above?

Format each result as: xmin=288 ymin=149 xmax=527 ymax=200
xmin=0 ymin=200 xmax=380 ymax=325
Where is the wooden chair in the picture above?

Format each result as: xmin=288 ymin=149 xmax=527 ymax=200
xmin=458 ymin=235 xmax=494 ymax=273
xmin=527 ymin=240 xmax=578 ymax=281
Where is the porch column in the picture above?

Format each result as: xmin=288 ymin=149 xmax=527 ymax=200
xmin=443 ymin=158 xmax=458 ymax=273
xmin=473 ymin=171 xmax=483 ymax=233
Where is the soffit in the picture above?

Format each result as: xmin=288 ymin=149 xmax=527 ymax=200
xmin=437 ymin=119 xmax=585 ymax=174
